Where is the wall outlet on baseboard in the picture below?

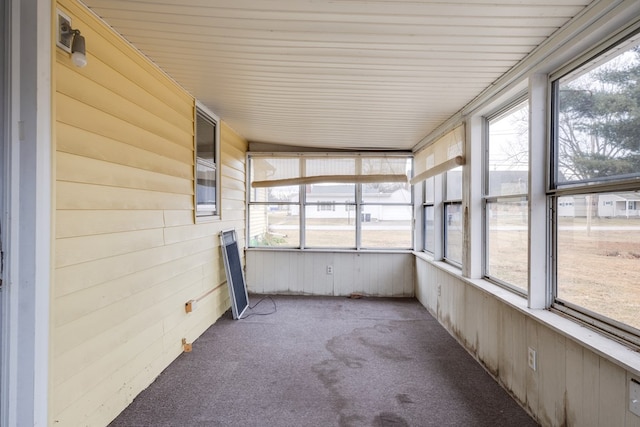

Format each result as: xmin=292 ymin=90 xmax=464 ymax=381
xmin=527 ymin=347 xmax=537 ymax=371
xmin=326 ymin=265 xmax=333 ymax=275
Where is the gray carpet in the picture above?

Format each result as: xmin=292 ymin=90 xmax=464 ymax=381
xmin=109 ymin=295 xmax=538 ymax=427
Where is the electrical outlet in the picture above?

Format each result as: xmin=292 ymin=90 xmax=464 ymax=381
xmin=437 ymin=284 xmax=441 ymax=296
xmin=630 ymin=378 xmax=640 ymax=417
xmin=326 ymin=265 xmax=333 ymax=275
xmin=527 ymin=347 xmax=537 ymax=371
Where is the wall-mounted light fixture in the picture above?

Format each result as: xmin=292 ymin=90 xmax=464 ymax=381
xmin=57 ymin=10 xmax=87 ymax=68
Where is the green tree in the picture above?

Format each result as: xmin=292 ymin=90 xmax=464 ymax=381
xmin=557 ymin=47 xmax=640 ymax=182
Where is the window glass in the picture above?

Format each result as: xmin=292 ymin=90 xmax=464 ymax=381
xmin=361 ymin=157 xmax=411 ymax=204
xmin=444 ymin=203 xmax=463 ymax=264
xmin=552 ymin=35 xmax=640 ymax=342
xmin=361 ymin=206 xmax=412 ymax=248
xmin=361 ymin=172 xmax=412 ymax=249
xmin=444 ymin=166 xmax=463 ymax=264
xmin=486 ymin=100 xmax=529 ymax=290
xmin=556 ymin=191 xmax=640 ymax=331
xmin=423 ymin=176 xmax=436 ymax=254
xmin=424 ymin=177 xmax=435 ymax=203
xmin=248 ymin=155 xmax=412 ymax=250
xmin=306 ymin=158 xmax=355 ymax=176
xmin=486 ymin=199 xmax=528 ymax=290
xmin=488 ymin=102 xmax=529 ymax=197
xmin=446 ymin=167 xmax=462 ymax=200
xmin=424 ymin=205 xmax=435 ymax=254
xmin=250 ymin=158 xmax=300 ymax=203
xmin=248 ymin=205 xmax=300 ymax=247
xmin=305 ymin=184 xmax=355 ymax=205
xmin=304 ymin=205 xmax=355 ymax=248
xmin=196 ymin=111 xmax=218 ymax=216
xmin=555 ymin=37 xmax=640 ymax=185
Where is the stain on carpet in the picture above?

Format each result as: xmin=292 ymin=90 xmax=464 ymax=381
xmin=396 ymin=393 xmax=414 ymax=405
xmin=373 ymin=412 xmax=409 ymax=426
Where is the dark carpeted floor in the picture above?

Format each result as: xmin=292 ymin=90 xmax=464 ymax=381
xmin=109 ymin=295 xmax=538 ymax=427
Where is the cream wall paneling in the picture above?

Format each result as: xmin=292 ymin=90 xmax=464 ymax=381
xmin=415 ymin=256 xmax=640 ymax=427
xmin=246 ymin=250 xmax=414 ymax=297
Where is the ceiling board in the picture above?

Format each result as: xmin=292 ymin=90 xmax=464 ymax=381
xmin=82 ymin=0 xmax=593 ymax=150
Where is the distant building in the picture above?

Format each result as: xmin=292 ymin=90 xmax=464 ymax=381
xmin=558 ymin=194 xmax=640 ymax=218
xmin=291 ymin=184 xmax=412 ymax=221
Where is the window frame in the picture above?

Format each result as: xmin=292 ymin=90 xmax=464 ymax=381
xmin=549 ymin=31 xmax=640 ymax=346
xmin=247 ymin=153 xmax=413 ymax=251
xmin=443 ymin=168 xmax=463 ymax=266
xmin=482 ymin=97 xmax=529 ymax=295
xmin=422 ymin=176 xmax=435 ymax=255
xmin=194 ymin=102 xmax=221 ymax=220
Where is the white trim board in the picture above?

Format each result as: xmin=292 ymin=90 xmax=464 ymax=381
xmin=1 ymin=0 xmax=52 ymax=426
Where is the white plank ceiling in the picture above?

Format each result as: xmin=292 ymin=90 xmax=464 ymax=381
xmin=81 ymin=0 xmax=593 ymax=150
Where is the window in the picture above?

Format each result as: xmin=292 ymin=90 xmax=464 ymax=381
xmin=248 ymin=157 xmax=300 ymax=247
xmin=484 ymin=100 xmax=529 ymax=292
xmin=360 ymin=157 xmax=413 ymax=249
xmin=248 ymin=154 xmax=412 ymax=250
xmin=195 ymin=107 xmax=219 ymax=217
xmin=551 ymin=33 xmax=640 ymax=341
xmin=317 ymin=203 xmax=336 ymax=212
xmin=444 ymin=167 xmax=462 ymax=265
xmin=423 ymin=177 xmax=435 ymax=254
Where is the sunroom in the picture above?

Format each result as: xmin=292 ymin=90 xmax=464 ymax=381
xmin=2 ymin=0 xmax=640 ymax=426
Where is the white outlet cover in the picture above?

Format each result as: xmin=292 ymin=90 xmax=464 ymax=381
xmin=631 ymin=379 xmax=640 ymax=417
xmin=527 ymin=347 xmax=537 ymax=371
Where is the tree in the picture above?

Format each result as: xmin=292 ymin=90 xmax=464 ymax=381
xmin=557 ymin=47 xmax=640 ymax=182
xmin=361 ymin=158 xmax=409 ymax=193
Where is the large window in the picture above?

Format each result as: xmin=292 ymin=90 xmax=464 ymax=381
xmin=551 ymin=33 xmax=640 ymax=339
xmin=484 ymin=100 xmax=529 ymax=292
xmin=248 ymin=154 xmax=412 ymax=250
xmin=195 ymin=107 xmax=219 ymax=217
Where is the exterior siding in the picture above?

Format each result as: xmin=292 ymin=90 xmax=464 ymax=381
xmin=52 ymin=1 xmax=247 ymax=425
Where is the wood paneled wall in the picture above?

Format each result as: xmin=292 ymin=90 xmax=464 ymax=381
xmin=246 ymin=250 xmax=414 ymax=297
xmin=52 ymin=1 xmax=247 ymax=425
xmin=415 ymin=256 xmax=640 ymax=427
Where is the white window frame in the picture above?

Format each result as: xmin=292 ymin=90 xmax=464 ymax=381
xmin=482 ymin=96 xmax=529 ymax=295
xmin=247 ymin=153 xmax=413 ymax=251
xmin=548 ymin=28 xmax=640 ymax=346
xmin=195 ymin=102 xmax=221 ymax=220
xmin=422 ymin=176 xmax=435 ymax=255
xmin=443 ymin=168 xmax=463 ymax=266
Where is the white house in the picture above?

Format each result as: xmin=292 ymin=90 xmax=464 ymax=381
xmin=293 ymin=184 xmax=412 ymax=221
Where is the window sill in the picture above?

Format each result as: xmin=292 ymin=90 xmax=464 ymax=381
xmin=247 ymin=247 xmax=414 ymax=254
xmin=196 ymin=214 xmax=220 ymax=224
xmin=413 ymin=251 xmax=640 ymax=378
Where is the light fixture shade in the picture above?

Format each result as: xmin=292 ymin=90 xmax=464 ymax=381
xmin=71 ymin=33 xmax=87 ymax=68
